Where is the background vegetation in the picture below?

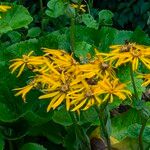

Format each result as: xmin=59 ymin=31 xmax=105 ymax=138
xmin=0 ymin=0 xmax=150 ymax=150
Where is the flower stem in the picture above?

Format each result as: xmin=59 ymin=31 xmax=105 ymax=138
xmin=129 ymin=65 xmax=139 ymax=101
xmin=70 ymin=17 xmax=75 ymax=53
xmin=129 ymin=65 xmax=147 ymax=150
xmin=83 ymin=0 xmax=91 ymax=14
xmin=139 ymin=119 xmax=148 ymax=150
xmin=95 ymin=103 xmax=111 ymax=150
xmin=8 ymin=140 xmax=13 ymax=150
xmin=69 ymin=112 xmax=91 ymax=150
xmin=39 ymin=0 xmax=44 ymax=32
xmin=88 ymin=0 xmax=93 ymax=9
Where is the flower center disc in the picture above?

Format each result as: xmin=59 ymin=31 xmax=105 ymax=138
xmin=61 ymin=84 xmax=69 ymax=92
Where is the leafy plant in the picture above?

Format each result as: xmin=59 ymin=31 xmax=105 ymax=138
xmin=0 ymin=1 xmax=150 ymax=150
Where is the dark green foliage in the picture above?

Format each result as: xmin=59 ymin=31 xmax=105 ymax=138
xmin=93 ymin=0 xmax=150 ymax=35
xmin=0 ymin=0 xmax=150 ymax=149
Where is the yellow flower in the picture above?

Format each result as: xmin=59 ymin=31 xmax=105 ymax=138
xmin=67 ymin=79 xmax=102 ymax=111
xmin=39 ymin=72 xmax=72 ymax=112
xmin=70 ymin=3 xmax=86 ymax=12
xmin=76 ymin=49 xmax=116 ymax=81
xmin=95 ymin=77 xmax=131 ymax=103
xmin=103 ymin=43 xmax=150 ymax=71
xmin=138 ymin=74 xmax=150 ymax=86
xmin=9 ymin=51 xmax=46 ymax=77
xmin=93 ymin=48 xmax=116 ymax=78
xmin=43 ymin=48 xmax=78 ymax=69
xmin=0 ymin=5 xmax=11 ymax=12
xmin=37 ymin=73 xmax=60 ymax=88
xmin=13 ymin=79 xmax=38 ymax=102
xmin=10 ymin=48 xmax=133 ymax=112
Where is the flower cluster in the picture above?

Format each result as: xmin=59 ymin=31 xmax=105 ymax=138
xmin=102 ymin=43 xmax=150 ymax=71
xmin=10 ymin=47 xmax=133 ymax=112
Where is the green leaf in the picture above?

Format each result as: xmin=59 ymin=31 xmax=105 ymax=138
xmin=29 ymin=122 xmax=64 ymax=144
xmin=98 ymin=10 xmax=114 ymax=26
xmin=0 ymin=108 xmax=53 ymax=140
xmin=79 ymin=107 xmax=99 ymax=125
xmin=0 ymin=133 xmax=4 ymax=150
xmin=7 ymin=31 xmax=21 ymax=43
xmin=0 ymin=102 xmax=17 ymax=122
xmin=128 ymin=123 xmax=150 ymax=143
xmin=0 ymin=101 xmax=51 ymax=126
xmin=21 ymin=143 xmax=47 ymax=150
xmin=81 ymin=14 xmax=98 ymax=29
xmin=0 ymin=5 xmax=33 ymax=34
xmin=23 ymin=111 xmax=53 ymax=126
xmin=111 ymin=108 xmax=141 ymax=140
xmin=113 ymin=30 xmax=132 ymax=44
xmin=117 ymin=65 xmax=145 ymax=98
xmin=140 ymin=2 xmax=150 ymax=14
xmin=64 ymin=125 xmax=91 ymax=150
xmin=112 ymin=137 xmax=139 ymax=150
xmin=71 ymin=0 xmax=80 ymax=3
xmin=97 ymin=27 xmax=117 ymax=52
xmin=97 ymin=27 xmax=133 ymax=52
xmin=5 ymin=39 xmax=39 ymax=58
xmin=46 ymin=0 xmax=66 ymax=18
xmin=147 ymin=12 xmax=150 ymax=25
xmin=130 ymin=27 xmax=150 ymax=45
xmin=74 ymin=41 xmax=93 ymax=63
xmin=108 ymin=97 xmax=122 ymax=110
xmin=39 ymin=29 xmax=70 ymax=50
xmin=65 ymin=5 xmax=75 ymax=18
xmin=75 ymin=125 xmax=91 ymax=150
xmin=52 ymin=106 xmax=73 ymax=126
xmin=64 ymin=126 xmax=79 ymax=150
xmin=27 ymin=27 xmax=41 ymax=38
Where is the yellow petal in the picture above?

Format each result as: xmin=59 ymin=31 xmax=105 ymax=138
xmin=71 ymin=99 xmax=87 ymax=111
xmin=52 ymin=93 xmax=66 ymax=109
xmin=94 ymin=95 xmax=102 ymax=104
xmin=66 ymin=97 xmax=70 ymax=111
xmin=110 ymin=94 xmax=113 ymax=103
xmin=39 ymin=91 xmax=60 ymax=99
xmin=46 ymin=93 xmax=61 ymax=112
xmin=45 ymin=61 xmax=60 ymax=75
xmin=61 ymin=72 xmax=66 ymax=84
xmin=10 ymin=62 xmax=23 ymax=73
xmin=82 ymin=99 xmax=92 ymax=110
xmin=27 ymin=51 xmax=34 ymax=56
xmin=81 ymin=79 xmax=89 ymax=90
xmin=17 ymin=63 xmax=26 ymax=77
xmin=103 ymin=94 xmax=109 ymax=102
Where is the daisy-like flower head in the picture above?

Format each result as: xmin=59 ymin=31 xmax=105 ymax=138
xmin=43 ymin=48 xmax=78 ymax=69
xmin=38 ymin=71 xmax=74 ymax=112
xmin=0 ymin=5 xmax=11 ymax=12
xmin=138 ymin=73 xmax=150 ymax=86
xmin=95 ymin=76 xmax=132 ymax=103
xmin=67 ymin=78 xmax=102 ymax=111
xmin=92 ymin=48 xmax=116 ymax=79
xmin=13 ymin=78 xmax=39 ymax=102
xmin=70 ymin=3 xmax=86 ymax=12
xmin=76 ymin=49 xmax=116 ymax=80
xmin=103 ymin=43 xmax=150 ymax=71
xmin=9 ymin=51 xmax=46 ymax=77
